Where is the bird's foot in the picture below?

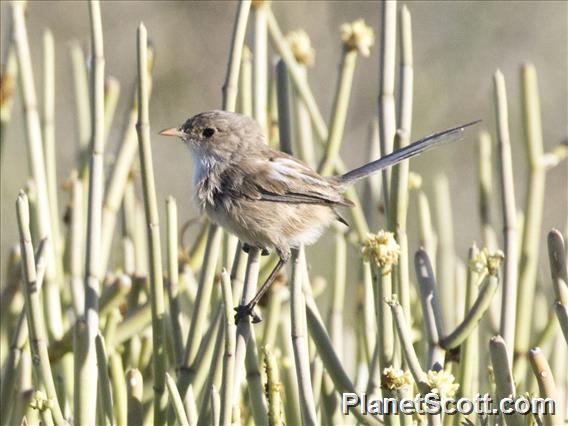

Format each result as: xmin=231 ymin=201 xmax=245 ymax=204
xmin=234 ymin=303 xmax=262 ymax=325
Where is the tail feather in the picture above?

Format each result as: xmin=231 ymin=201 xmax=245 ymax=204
xmin=339 ymin=120 xmax=481 ymax=185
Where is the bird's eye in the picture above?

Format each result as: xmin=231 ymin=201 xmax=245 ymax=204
xmin=202 ymin=127 xmax=215 ymax=138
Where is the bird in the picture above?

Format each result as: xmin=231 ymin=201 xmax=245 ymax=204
xmin=160 ymin=110 xmax=479 ymax=324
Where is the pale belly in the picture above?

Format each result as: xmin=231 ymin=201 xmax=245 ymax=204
xmin=204 ymin=197 xmax=337 ymax=256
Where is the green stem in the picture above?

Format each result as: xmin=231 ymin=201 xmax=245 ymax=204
xmin=252 ymin=1 xmax=268 ymax=132
xmin=290 ymin=247 xmax=317 ymax=425
xmin=263 ymin=347 xmax=284 ymax=426
xmin=305 ymin=295 xmax=382 ymax=426
xmin=414 ymin=248 xmax=445 ymax=369
xmin=441 ymin=274 xmax=498 ymax=350
xmin=528 ymin=347 xmax=559 ymax=426
xmin=318 ymin=48 xmax=358 ymax=176
xmin=489 ymin=336 xmax=523 ymax=426
xmin=16 ymin=194 xmax=65 ymax=425
xmin=126 ymin=369 xmax=144 ymax=426
xmin=477 ymin=131 xmax=498 ymax=250
xmin=378 ymin=0 xmax=397 ymax=214
xmin=136 ymin=24 xmax=168 ymax=425
xmin=493 ymin=70 xmax=518 ymax=363
xmin=166 ymin=196 xmax=184 ymax=366
xmin=515 ymin=64 xmax=547 ymax=372
xmin=95 ymin=334 xmax=114 ymax=426
xmin=166 ymin=373 xmax=190 ymax=426
xmin=219 ymin=270 xmax=236 ymax=426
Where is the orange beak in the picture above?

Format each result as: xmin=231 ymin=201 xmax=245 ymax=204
xmin=159 ymin=127 xmax=183 ymax=137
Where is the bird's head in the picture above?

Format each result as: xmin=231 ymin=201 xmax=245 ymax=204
xmin=159 ymin=110 xmax=263 ymax=156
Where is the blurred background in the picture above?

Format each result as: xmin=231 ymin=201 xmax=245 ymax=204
xmin=1 ymin=1 xmax=566 ymax=284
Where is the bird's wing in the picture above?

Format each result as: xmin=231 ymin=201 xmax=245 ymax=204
xmin=221 ymin=153 xmax=354 ymax=207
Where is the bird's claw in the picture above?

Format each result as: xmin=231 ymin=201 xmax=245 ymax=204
xmin=234 ymin=304 xmax=262 ymax=324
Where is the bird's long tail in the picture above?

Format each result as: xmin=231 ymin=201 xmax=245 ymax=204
xmin=338 ymin=120 xmax=481 ymax=186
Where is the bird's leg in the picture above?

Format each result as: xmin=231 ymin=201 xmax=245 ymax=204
xmin=234 ymin=257 xmax=287 ymax=324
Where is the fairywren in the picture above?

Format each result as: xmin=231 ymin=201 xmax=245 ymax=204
xmin=160 ymin=110 xmax=478 ymax=323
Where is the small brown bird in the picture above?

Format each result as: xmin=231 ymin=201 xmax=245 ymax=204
xmin=160 ymin=110 xmax=479 ymax=323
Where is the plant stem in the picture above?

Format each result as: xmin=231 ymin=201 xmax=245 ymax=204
xmin=441 ymin=274 xmax=498 ymax=350
xmin=547 ymin=229 xmax=568 ymax=343
xmin=477 ymin=131 xmax=497 ymax=250
xmin=264 ymin=347 xmax=284 ymax=426
xmin=414 ymin=249 xmax=445 ymax=369
xmin=95 ymin=334 xmax=114 ymax=426
xmin=515 ymin=64 xmax=546 ymax=374
xmin=126 ymin=369 xmax=144 ymax=426
xmin=166 ymin=196 xmax=184 ymax=365
xmin=318 ymin=48 xmax=358 ymax=176
xmin=252 ymin=0 xmax=268 ymax=132
xmin=378 ymin=0 xmax=397 ymax=214
xmin=166 ymin=373 xmax=190 ymax=426
xmin=305 ymin=295 xmax=382 ymax=426
xmin=16 ymin=194 xmax=65 ymax=425
xmin=136 ymin=23 xmax=168 ymax=425
xmin=494 ymin=70 xmax=518 ymax=364
xmin=489 ymin=336 xmax=523 ymax=426
xmin=388 ymin=300 xmax=429 ymax=393
xmin=290 ymin=247 xmax=317 ymax=425
xmin=219 ymin=270 xmax=236 ymax=426
xmin=232 ymin=248 xmax=261 ymax=399
xmin=69 ymin=42 xmax=91 ymax=166
xmin=528 ymin=347 xmax=559 ymax=426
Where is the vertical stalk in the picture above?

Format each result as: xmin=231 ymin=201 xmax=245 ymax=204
xmin=69 ymin=176 xmax=84 ymax=317
xmin=219 ymin=270 xmax=236 ymax=426
xmin=415 ymin=249 xmax=445 ymax=370
xmin=434 ymin=174 xmax=456 ymax=329
xmin=489 ymin=336 xmax=523 ymax=426
xmin=166 ymin=373 xmax=190 ymax=426
xmin=276 ymin=59 xmax=293 ymax=155
xmin=232 ymin=248 xmax=261 ymax=400
xmin=166 ymin=196 xmax=184 ymax=365
xmin=457 ymin=246 xmax=481 ymax=401
xmin=221 ymin=0 xmax=252 ymax=112
xmin=69 ymin=42 xmax=91 ymax=165
xmin=477 ymin=131 xmax=497 ymax=250
xmin=290 ymin=247 xmax=317 ymax=425
xmin=515 ymin=63 xmax=546 ymax=374
xmin=362 ymin=120 xmax=380 ymax=227
xmin=329 ymin=232 xmax=347 ymax=356
xmin=528 ymin=348 xmax=559 ymax=426
xmin=16 ymin=194 xmax=65 ymax=425
xmin=317 ymin=48 xmax=358 ymax=176
xmin=12 ymin=0 xmax=62 ymax=341
xmin=494 ymin=70 xmax=518 ymax=363
xmin=42 ymin=29 xmax=61 ymax=269
xmin=252 ymin=0 xmax=268 ymax=132
xmin=136 ymin=23 xmax=168 ymax=425
xmin=264 ymin=347 xmax=284 ymax=426
xmin=126 ymin=369 xmax=143 ymax=426
xmin=378 ymin=0 xmax=397 ymax=213
xmin=95 ymin=334 xmax=114 ymax=426
xmin=77 ymin=2 xmax=105 ymax=424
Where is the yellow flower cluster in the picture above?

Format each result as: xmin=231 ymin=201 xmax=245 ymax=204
xmin=362 ymin=231 xmax=400 ymax=269
xmin=469 ymin=248 xmax=505 ymax=276
xmin=340 ymin=18 xmax=375 ymax=57
xmin=382 ymin=366 xmax=413 ymax=390
xmin=286 ymin=30 xmax=315 ymax=67
xmin=426 ymin=370 xmax=459 ymax=398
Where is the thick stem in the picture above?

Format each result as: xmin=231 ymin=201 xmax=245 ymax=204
xmin=494 ymin=70 xmax=518 ymax=364
xmin=136 ymin=24 xmax=168 ymax=425
xmin=290 ymin=247 xmax=317 ymax=425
